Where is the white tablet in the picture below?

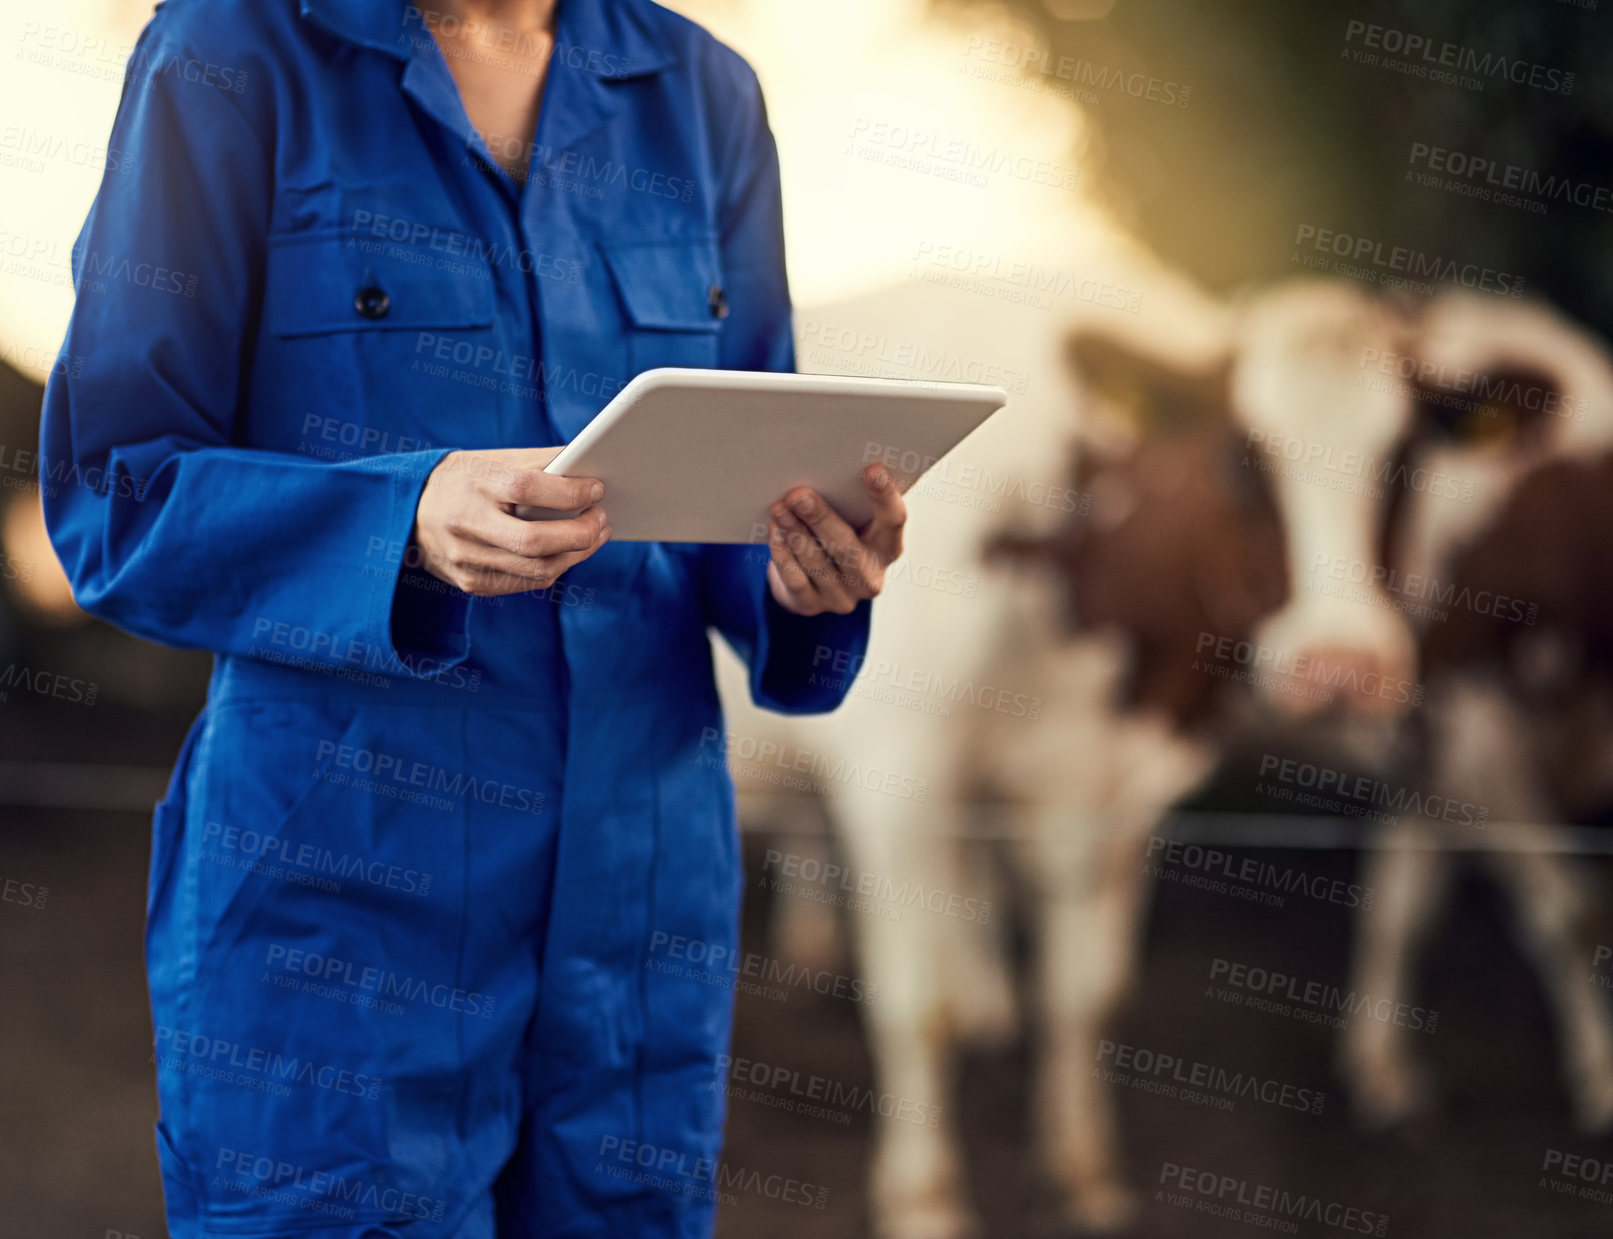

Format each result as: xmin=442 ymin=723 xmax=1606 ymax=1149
xmin=521 ymin=368 xmax=1009 ymax=542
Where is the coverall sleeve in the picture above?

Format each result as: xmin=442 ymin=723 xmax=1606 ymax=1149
xmin=693 ymin=61 xmax=872 ymax=715
xmin=39 ymin=20 xmax=470 ymax=680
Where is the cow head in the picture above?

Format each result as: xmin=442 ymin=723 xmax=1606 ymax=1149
xmin=997 ymin=279 xmax=1613 ymax=728
xmin=1232 ymin=283 xmax=1422 ymax=718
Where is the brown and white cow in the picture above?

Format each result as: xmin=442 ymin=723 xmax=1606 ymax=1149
xmin=715 ymin=274 xmax=1613 ymax=1239
xmin=713 ymin=266 xmax=1204 ymax=1239
xmin=974 ymin=278 xmax=1613 ymax=1228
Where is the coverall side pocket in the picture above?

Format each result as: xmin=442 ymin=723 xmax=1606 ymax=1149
xmin=149 ymin=708 xmax=208 ymax=926
xmin=169 ymin=700 xmax=473 ymax=1233
xmin=200 ymin=699 xmax=364 ymax=857
xmin=153 ymin=1119 xmax=203 ymax=1228
xmin=161 ymin=701 xmax=391 ymax=1234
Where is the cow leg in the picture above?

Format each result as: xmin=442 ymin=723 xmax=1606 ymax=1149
xmin=1431 ymin=675 xmax=1613 ymax=1131
xmin=766 ymin=820 xmax=843 ymax=977
xmin=1340 ymin=819 xmax=1451 ymax=1128
xmin=1013 ymin=716 xmax=1213 ymax=1234
xmin=1480 ymin=830 xmax=1613 ymax=1132
xmin=944 ymin=836 xmax=1019 ymax=1050
xmin=837 ymin=795 xmax=982 ymax=1239
xmin=1022 ymin=813 xmax=1155 ymax=1233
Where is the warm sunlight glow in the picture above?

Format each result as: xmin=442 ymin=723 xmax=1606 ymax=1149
xmin=0 ymin=0 xmax=152 ymax=382
xmin=663 ymin=0 xmax=1122 ymax=304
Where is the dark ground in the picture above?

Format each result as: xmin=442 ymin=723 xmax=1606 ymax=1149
xmin=4 ymin=701 xmax=1613 ymax=1238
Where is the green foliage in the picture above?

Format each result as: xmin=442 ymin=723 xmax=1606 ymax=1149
xmin=963 ymin=0 xmax=1613 ymax=328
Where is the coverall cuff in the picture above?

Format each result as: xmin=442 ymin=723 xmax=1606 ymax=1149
xmin=385 ymin=451 xmax=473 ymax=675
xmin=752 ymin=585 xmax=872 ymax=714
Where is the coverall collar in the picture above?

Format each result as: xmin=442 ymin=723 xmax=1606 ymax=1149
xmin=296 ymin=0 xmax=679 ymax=78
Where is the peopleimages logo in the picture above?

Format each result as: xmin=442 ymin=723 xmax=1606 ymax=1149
xmin=1344 ymin=20 xmax=1573 ymax=95
xmin=201 ymin=820 xmax=433 ymax=895
xmin=1095 ymin=1040 xmax=1326 ymax=1117
xmin=1357 ymin=346 xmax=1588 ymax=422
xmin=797 ymin=318 xmax=1031 ymax=395
xmin=716 ymin=1053 xmax=941 ymax=1128
xmin=1192 ymin=630 xmax=1425 ymax=709
xmin=960 ymin=35 xmax=1193 ymax=108
xmin=0 ymin=440 xmax=151 ymax=502
xmin=847 ymin=116 xmax=1081 ymax=192
xmin=762 ymin=847 xmax=992 ymax=924
xmin=349 ymin=210 xmax=585 ymax=280
xmin=1292 ymin=224 xmax=1525 ymax=298
xmin=154 ymin=1025 xmax=384 ymax=1101
xmin=248 ymin=617 xmax=482 ymax=692
xmin=1406 ymin=143 xmax=1612 ymax=215
xmin=1542 ymin=1148 xmax=1613 ymax=1205
xmin=214 ymin=1149 xmax=445 ymax=1222
xmin=703 ymin=727 xmax=931 ymax=800
xmin=646 ymin=930 xmax=876 ymax=1006
xmin=1210 ymin=957 xmax=1438 ymax=1033
xmin=263 ymin=945 xmax=496 ymax=1018
xmin=1257 ymin=754 xmax=1489 ymax=829
xmin=1158 ymin=1161 xmax=1389 ymax=1235
xmin=1146 ymin=836 xmax=1373 ymax=910
xmin=809 ymin=645 xmax=1044 ymax=720
xmin=595 ymin=1136 xmax=829 ymax=1210
xmin=317 ymin=740 xmax=548 ymax=815
xmin=1 ymin=874 xmax=48 ymax=910
xmin=1307 ymin=555 xmax=1538 ymax=629
xmin=0 ymin=662 xmax=99 ymax=706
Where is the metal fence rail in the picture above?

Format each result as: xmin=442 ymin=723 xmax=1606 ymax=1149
xmin=6 ymin=765 xmax=1611 ymax=854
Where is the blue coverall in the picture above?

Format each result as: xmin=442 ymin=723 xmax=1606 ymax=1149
xmin=39 ymin=1 xmax=870 ymax=1234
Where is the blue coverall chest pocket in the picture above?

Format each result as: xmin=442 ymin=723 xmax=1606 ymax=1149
xmin=598 ymin=237 xmax=724 ymax=376
xmin=266 ymin=230 xmax=496 ymax=336
xmin=259 ymin=230 xmax=502 ymax=453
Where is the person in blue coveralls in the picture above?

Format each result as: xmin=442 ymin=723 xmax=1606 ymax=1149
xmin=40 ymin=1 xmax=907 ymax=1235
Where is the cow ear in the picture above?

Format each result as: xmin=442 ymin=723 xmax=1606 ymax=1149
xmin=1064 ymin=329 xmax=1233 ymax=433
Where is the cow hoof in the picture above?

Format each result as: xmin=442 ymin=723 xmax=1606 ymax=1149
xmin=1570 ymin=1069 xmax=1613 ymax=1134
xmin=1348 ymin=1058 xmax=1435 ymax=1129
xmin=1063 ymin=1182 xmax=1138 ymax=1234
xmin=951 ymin=977 xmax=1019 ymax=1049
xmin=875 ymin=1200 xmax=981 ymax=1239
xmin=945 ymin=937 xmax=1019 ymax=1049
xmin=771 ymin=901 xmax=842 ymax=975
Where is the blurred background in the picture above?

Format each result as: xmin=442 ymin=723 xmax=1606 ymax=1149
xmin=5 ymin=0 xmax=1613 ymax=1236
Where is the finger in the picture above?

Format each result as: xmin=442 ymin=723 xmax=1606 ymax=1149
xmin=774 ymin=492 xmax=880 ymax=598
xmin=782 ymin=487 xmax=859 ymax=555
xmin=477 ymin=505 xmax=608 ymax=560
xmin=767 ymin=560 xmax=812 ymax=614
xmin=768 ymin=518 xmax=817 ymax=599
xmin=767 ymin=559 xmax=835 ymax=616
xmin=439 ymin=450 xmax=544 ymax=493
xmin=457 ymin=543 xmax=602 ymax=597
xmin=453 ymin=551 xmax=564 ymax=597
xmin=481 ymin=457 xmax=604 ymax=514
xmin=772 ymin=509 xmax=843 ymax=592
xmin=452 ymin=525 xmax=611 ymax=597
xmin=860 ymin=464 xmax=907 ymax=555
xmin=779 ymin=488 xmax=863 ymax=573
xmin=772 ymin=513 xmax=857 ymax=612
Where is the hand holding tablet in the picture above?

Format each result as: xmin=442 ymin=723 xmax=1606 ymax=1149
xmin=761 ymin=462 xmax=910 ymax=616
